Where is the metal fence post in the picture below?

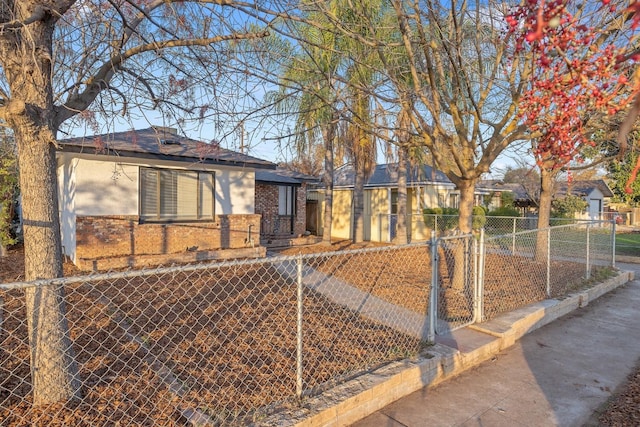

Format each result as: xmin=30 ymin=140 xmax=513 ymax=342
xmin=296 ymin=256 xmax=304 ymax=399
xmin=585 ymin=223 xmax=591 ymax=280
xmin=546 ymin=227 xmax=551 ymax=297
xmin=429 ymin=231 xmax=438 ymax=342
xmin=434 ymin=215 xmax=438 ymax=237
xmin=475 ymin=228 xmax=485 ymax=323
xmin=512 ymin=217 xmax=516 ymax=254
xmin=612 ymin=220 xmax=616 ymax=268
xmin=473 ymin=232 xmax=478 ymax=321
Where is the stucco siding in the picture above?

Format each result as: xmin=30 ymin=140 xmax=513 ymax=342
xmin=368 ymin=188 xmax=388 ymax=242
xmin=331 ymin=190 xmax=352 ymax=239
xmin=57 ymin=153 xmax=257 ymax=262
xmin=73 ymin=158 xmax=139 ymax=216
xmin=58 ymin=159 xmax=76 ymax=259
xmin=215 ymin=169 xmax=255 ymax=215
xmin=60 ymin=155 xmax=256 ymax=217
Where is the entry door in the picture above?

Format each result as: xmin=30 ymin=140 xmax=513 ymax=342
xmin=589 ymin=199 xmax=601 ymax=221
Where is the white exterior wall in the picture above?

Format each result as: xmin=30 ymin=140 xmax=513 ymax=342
xmin=586 ymin=189 xmax=604 ymax=221
xmin=57 ymin=156 xmax=76 ymax=259
xmin=57 ymin=153 xmax=256 ymax=260
xmin=214 ymin=168 xmax=255 ymax=215
xmin=73 ymin=157 xmax=139 ymax=216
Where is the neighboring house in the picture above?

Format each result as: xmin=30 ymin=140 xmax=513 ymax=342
xmin=57 ymin=126 xmax=276 ymax=270
xmin=311 ymin=163 xmax=463 ymax=242
xmin=477 ymin=180 xmax=538 ymax=212
xmin=478 ymin=179 xmax=614 ymax=221
xmin=556 ymin=179 xmax=614 ymax=220
xmin=254 ymin=169 xmax=320 ymax=246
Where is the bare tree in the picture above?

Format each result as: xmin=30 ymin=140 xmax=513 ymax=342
xmin=305 ymin=0 xmax=532 ymax=234
xmin=0 ymin=0 xmax=284 ymax=405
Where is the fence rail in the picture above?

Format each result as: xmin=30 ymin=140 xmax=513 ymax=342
xmin=0 ymin=221 xmax=616 ymax=425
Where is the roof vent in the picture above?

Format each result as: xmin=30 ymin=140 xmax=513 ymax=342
xmin=159 ymin=138 xmax=181 ymax=146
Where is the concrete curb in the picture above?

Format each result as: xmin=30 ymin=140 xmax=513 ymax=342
xmin=616 ymin=255 xmax=640 ymax=264
xmin=261 ymin=269 xmax=634 ymax=427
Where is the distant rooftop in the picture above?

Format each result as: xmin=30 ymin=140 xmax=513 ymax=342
xmin=334 ymin=163 xmax=453 ymax=188
xmin=255 ymin=168 xmax=320 ymax=185
xmin=556 ymin=179 xmax=614 ymax=198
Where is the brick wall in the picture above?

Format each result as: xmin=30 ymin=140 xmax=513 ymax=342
xmin=75 ymin=214 xmax=261 ymax=261
xmin=255 ymin=183 xmax=279 ymax=219
xmin=295 ymin=183 xmax=307 ymax=235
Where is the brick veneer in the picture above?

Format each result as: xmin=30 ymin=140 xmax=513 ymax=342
xmin=75 ymin=214 xmax=261 ymax=262
xmin=254 ymin=182 xmax=307 ymax=237
xmin=255 ymin=183 xmax=279 ymax=221
xmin=295 ymin=183 xmax=307 ymax=235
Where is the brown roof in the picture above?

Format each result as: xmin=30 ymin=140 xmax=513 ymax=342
xmin=59 ymin=126 xmax=276 ymax=169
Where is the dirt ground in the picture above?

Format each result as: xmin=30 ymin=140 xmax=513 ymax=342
xmin=1 ymin=241 xmax=637 ymax=425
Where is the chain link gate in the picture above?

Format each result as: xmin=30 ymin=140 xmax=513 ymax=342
xmin=430 ymin=233 xmax=478 ymax=335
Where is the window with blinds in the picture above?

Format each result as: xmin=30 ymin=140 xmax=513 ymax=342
xmin=140 ymin=167 xmax=214 ymax=221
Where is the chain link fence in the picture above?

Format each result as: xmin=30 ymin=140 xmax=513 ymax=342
xmin=378 ymin=213 xmax=609 ymax=241
xmin=481 ymin=222 xmax=614 ymax=321
xmin=1 ymin=221 xmax=615 ymax=425
xmin=1 ymin=246 xmax=432 ymax=426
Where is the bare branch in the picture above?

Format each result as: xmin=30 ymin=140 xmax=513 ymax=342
xmin=54 ymin=30 xmax=268 ymax=126
xmin=0 ymin=5 xmax=46 ymax=32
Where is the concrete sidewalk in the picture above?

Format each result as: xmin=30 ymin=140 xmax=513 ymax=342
xmin=350 ymin=262 xmax=640 ymax=427
xmin=263 ymin=264 xmax=639 ymax=427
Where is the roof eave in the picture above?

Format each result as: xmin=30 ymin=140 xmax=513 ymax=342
xmin=58 ymin=145 xmax=277 ymax=170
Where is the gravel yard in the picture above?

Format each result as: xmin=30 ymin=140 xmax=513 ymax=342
xmin=1 ymin=241 xmax=634 ymax=426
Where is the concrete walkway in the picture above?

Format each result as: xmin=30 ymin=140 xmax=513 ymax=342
xmin=350 ymin=262 xmax=640 ymax=427
xmin=270 ymin=254 xmax=435 ymax=340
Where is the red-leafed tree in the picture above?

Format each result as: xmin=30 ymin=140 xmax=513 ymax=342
xmin=508 ymin=0 xmax=640 ymax=238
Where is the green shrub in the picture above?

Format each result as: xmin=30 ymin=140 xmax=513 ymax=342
xmin=487 ymin=206 xmax=520 ymax=217
xmin=472 ymin=205 xmax=487 ymax=229
xmin=423 ymin=207 xmax=459 ymax=230
xmin=423 ymin=207 xmax=442 ymax=228
xmin=501 ymin=192 xmax=515 ymax=208
xmin=551 ymin=195 xmax=588 ymax=219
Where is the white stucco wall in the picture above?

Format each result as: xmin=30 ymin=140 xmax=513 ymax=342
xmin=56 ymin=152 xmax=257 ymax=260
xmin=57 ymin=156 xmax=76 ymax=259
xmin=214 ymin=168 xmax=255 ymax=215
xmin=72 ymin=157 xmax=139 ymax=216
xmin=587 ymin=188 xmax=604 ymax=221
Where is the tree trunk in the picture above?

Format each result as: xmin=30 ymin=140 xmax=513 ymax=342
xmin=1 ymin=13 xmax=82 ymax=405
xmin=450 ymin=178 xmax=475 ymax=292
xmin=321 ymin=122 xmax=335 ymax=246
xmin=394 ymin=146 xmax=408 ymax=244
xmin=457 ymin=179 xmax=476 ymax=234
xmin=14 ymin=124 xmax=82 ymax=405
xmin=353 ymin=166 xmax=365 ymax=243
xmin=535 ymin=167 xmax=554 ymax=262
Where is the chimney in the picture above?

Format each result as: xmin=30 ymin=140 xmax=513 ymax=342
xmin=151 ymin=126 xmax=178 ymax=135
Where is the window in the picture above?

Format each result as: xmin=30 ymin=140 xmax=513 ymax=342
xmin=140 ymin=167 xmax=214 ymax=221
xmin=449 ymin=193 xmax=459 ymax=209
xmin=278 ymin=186 xmax=295 ymax=215
xmin=390 ymin=189 xmax=398 ymax=214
